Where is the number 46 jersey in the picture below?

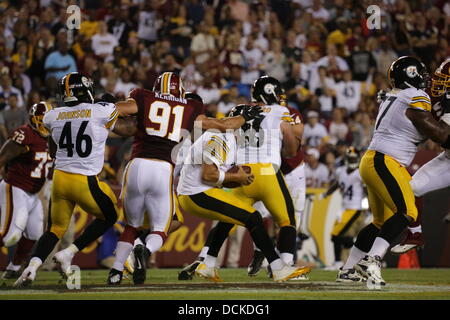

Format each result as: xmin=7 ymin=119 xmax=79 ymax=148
xmin=43 ymin=102 xmax=118 ymax=176
xmin=368 ymin=87 xmax=431 ymax=167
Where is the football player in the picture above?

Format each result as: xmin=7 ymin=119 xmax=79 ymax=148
xmin=390 ymin=58 xmax=450 ymax=254
xmin=176 ymin=104 xmax=310 ymax=282
xmin=342 ymin=56 xmax=450 ymax=288
xmin=15 ymin=72 xmax=136 ymax=286
xmin=317 ymin=147 xmax=367 ymax=281
xmin=0 ymin=102 xmax=52 ymax=279
xmin=107 ymin=72 xmax=263 ymax=285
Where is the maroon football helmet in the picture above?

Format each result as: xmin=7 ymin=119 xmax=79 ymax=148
xmin=29 ymin=101 xmax=52 ymax=137
xmin=153 ymin=72 xmax=185 ymax=98
xmin=431 ymin=58 xmax=450 ymax=97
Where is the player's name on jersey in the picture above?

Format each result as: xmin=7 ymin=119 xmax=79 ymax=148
xmin=56 ymin=109 xmax=92 ymax=120
xmin=155 ymin=92 xmax=187 ymax=104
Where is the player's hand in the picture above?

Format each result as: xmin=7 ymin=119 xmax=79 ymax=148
xmin=376 ymin=90 xmax=387 ymax=104
xmin=442 ymin=90 xmax=450 ymax=114
xmin=237 ymin=166 xmax=254 ymax=185
xmin=101 ymin=92 xmax=118 ymax=103
xmin=241 ymin=105 xmax=264 ymax=122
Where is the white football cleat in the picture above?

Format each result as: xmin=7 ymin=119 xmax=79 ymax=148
xmin=14 ymin=258 xmax=42 ymax=287
xmin=195 ymin=262 xmax=223 ymax=282
xmin=272 ymin=265 xmax=312 ymax=282
xmin=354 ymin=255 xmax=385 ymax=289
xmin=53 ymin=250 xmax=75 ymax=278
xmin=289 ymin=273 xmax=310 ymax=281
xmin=336 ymin=268 xmax=367 ymax=283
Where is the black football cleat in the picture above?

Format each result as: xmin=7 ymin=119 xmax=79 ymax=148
xmin=107 ymin=268 xmax=123 ymax=285
xmin=247 ymin=250 xmax=265 ymax=277
xmin=2 ymin=269 xmax=21 ymax=280
xmin=133 ymin=244 xmax=150 ymax=285
xmin=178 ymin=258 xmax=204 ymax=280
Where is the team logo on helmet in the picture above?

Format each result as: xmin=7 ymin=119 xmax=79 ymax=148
xmin=81 ymin=76 xmax=92 ymax=88
xmin=406 ymin=66 xmax=418 ymax=78
xmin=264 ymin=83 xmax=275 ymax=95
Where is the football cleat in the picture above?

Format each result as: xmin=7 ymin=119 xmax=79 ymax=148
xmin=247 ymin=250 xmax=265 ymax=277
xmin=53 ymin=250 xmax=75 ymax=279
xmin=107 ymin=268 xmax=123 ymax=285
xmin=354 ymin=255 xmax=386 ymax=288
xmin=2 ymin=269 xmax=21 ymax=280
xmin=14 ymin=266 xmax=37 ymax=287
xmin=195 ymin=262 xmax=224 ymax=282
xmin=289 ymin=274 xmax=310 ymax=281
xmin=336 ymin=268 xmax=367 ymax=283
xmin=178 ymin=258 xmax=203 ymax=280
xmin=272 ymin=265 xmax=312 ymax=282
xmin=132 ymin=244 xmax=150 ymax=285
xmin=390 ymin=230 xmax=425 ymax=255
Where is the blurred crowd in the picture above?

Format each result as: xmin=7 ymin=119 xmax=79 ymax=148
xmin=1 ymin=0 xmax=449 ymax=184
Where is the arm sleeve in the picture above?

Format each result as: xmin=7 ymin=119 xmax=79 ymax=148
xmin=202 ymin=135 xmax=229 ymax=168
xmin=104 ymin=104 xmax=119 ymax=130
xmin=408 ymin=90 xmax=432 ymax=112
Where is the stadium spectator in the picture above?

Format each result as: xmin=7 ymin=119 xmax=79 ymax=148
xmin=303 ymin=110 xmax=329 ymax=149
xmin=0 ymin=94 xmax=27 ymax=144
xmin=91 ymin=21 xmax=118 ymax=63
xmin=304 ymin=148 xmax=330 ymax=188
xmin=334 ymin=70 xmax=362 ymax=114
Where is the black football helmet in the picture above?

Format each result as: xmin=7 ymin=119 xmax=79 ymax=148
xmin=345 ymin=146 xmax=360 ymax=170
xmin=251 ymin=76 xmax=284 ymax=105
xmin=59 ymin=72 xmax=95 ymax=105
xmin=387 ymin=56 xmax=429 ymax=90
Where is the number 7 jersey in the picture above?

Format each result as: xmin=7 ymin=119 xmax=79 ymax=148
xmin=368 ymin=87 xmax=431 ymax=167
xmin=43 ymin=102 xmax=118 ymax=176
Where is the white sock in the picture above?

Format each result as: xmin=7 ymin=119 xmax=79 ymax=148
xmin=409 ymin=225 xmax=422 ymax=233
xmin=112 ymin=241 xmax=133 ymax=272
xmin=204 ymin=254 xmax=217 ymax=268
xmin=64 ymin=244 xmax=79 ymax=256
xmin=145 ymin=233 xmax=164 ymax=254
xmin=280 ymin=253 xmax=294 ymax=265
xmin=198 ymin=246 xmax=209 ymax=259
xmin=343 ymin=246 xmax=367 ymax=270
xmin=269 ymin=258 xmax=285 ymax=271
xmin=29 ymin=257 xmax=42 ymax=269
xmin=6 ymin=262 xmax=21 ymax=271
xmin=368 ymin=237 xmax=390 ymax=258
xmin=134 ymin=237 xmax=144 ymax=246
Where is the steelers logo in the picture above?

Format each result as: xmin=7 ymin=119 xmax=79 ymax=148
xmin=81 ymin=76 xmax=92 ymax=87
xmin=406 ymin=66 xmax=418 ymax=78
xmin=264 ymin=83 xmax=275 ymax=94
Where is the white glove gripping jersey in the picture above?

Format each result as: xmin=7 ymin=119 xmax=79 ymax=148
xmin=335 ymin=166 xmax=365 ymax=210
xmin=43 ymin=102 xmax=119 ymax=176
xmin=236 ymin=104 xmax=290 ymax=169
xmin=177 ymin=131 xmax=237 ymax=195
xmin=368 ymin=88 xmax=431 ymax=167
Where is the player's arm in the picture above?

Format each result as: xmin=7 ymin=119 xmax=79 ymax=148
xmin=48 ymin=136 xmax=57 ymax=159
xmin=0 ymin=139 xmax=28 ymax=177
xmin=112 ymin=116 xmax=137 ymax=137
xmin=280 ymin=121 xmax=300 ymax=158
xmin=317 ymin=180 xmax=339 ymax=200
xmin=406 ymin=109 xmax=450 ymax=146
xmin=115 ymin=98 xmax=138 ymax=117
xmin=195 ymin=106 xmax=264 ymax=132
xmin=201 ymin=164 xmax=254 ymax=186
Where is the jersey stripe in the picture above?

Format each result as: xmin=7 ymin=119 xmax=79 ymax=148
xmin=105 ymin=110 xmax=119 ymax=129
xmin=409 ymin=101 xmax=431 ymax=112
xmin=411 ymin=96 xmax=431 ymax=102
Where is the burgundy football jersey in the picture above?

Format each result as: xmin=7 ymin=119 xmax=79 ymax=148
xmin=129 ymin=88 xmax=205 ymax=164
xmin=5 ymin=124 xmax=51 ymax=194
xmin=280 ymin=107 xmax=305 ymax=175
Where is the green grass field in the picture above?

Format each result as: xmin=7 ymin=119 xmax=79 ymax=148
xmin=0 ymin=268 xmax=449 ymax=300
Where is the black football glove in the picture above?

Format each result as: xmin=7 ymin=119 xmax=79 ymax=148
xmin=101 ymin=92 xmax=118 ymax=103
xmin=376 ymin=90 xmax=387 ymax=104
xmin=241 ymin=105 xmax=264 ymax=122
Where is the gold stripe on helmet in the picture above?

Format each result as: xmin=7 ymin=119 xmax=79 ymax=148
xmin=162 ymin=72 xmax=170 ymax=94
xmin=65 ymin=73 xmax=72 ymax=97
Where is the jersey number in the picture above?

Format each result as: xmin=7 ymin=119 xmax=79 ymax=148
xmin=59 ymin=121 xmax=93 ymax=158
xmin=146 ymin=101 xmax=184 ymax=142
xmin=375 ymin=96 xmax=397 ymax=130
xmin=340 ymin=183 xmax=353 ymax=201
xmin=31 ymin=152 xmax=52 ymax=178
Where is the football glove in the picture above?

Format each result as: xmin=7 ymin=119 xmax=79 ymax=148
xmin=376 ymin=90 xmax=387 ymax=104
xmin=101 ymin=92 xmax=118 ymax=103
xmin=442 ymin=90 xmax=450 ymax=114
xmin=241 ymin=105 xmax=264 ymax=122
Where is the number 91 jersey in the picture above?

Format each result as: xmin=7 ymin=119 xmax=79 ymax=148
xmin=43 ymin=102 xmax=119 ymax=176
xmin=129 ymin=88 xmax=205 ymax=164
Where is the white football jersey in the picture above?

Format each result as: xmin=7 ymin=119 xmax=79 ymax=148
xmin=236 ymin=104 xmax=290 ymax=169
xmin=177 ymin=131 xmax=237 ymax=195
xmin=335 ymin=166 xmax=365 ymax=210
xmin=43 ymin=102 xmax=118 ymax=176
xmin=305 ymin=163 xmax=329 ymax=188
xmin=368 ymin=88 xmax=431 ymax=167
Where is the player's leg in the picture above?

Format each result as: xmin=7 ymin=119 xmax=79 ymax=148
xmin=247 ymin=201 xmax=271 ymax=277
xmin=179 ymin=188 xmax=310 ymax=282
xmin=392 ymin=152 xmax=450 ymax=253
xmin=108 ymin=159 xmax=145 ymax=284
xmin=15 ymin=172 xmax=75 ymax=286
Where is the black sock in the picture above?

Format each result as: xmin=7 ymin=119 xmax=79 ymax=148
xmin=332 ymin=236 xmax=342 ymax=261
xmin=33 ymin=231 xmax=60 ymax=262
xmin=204 ymin=225 xmax=218 ymax=247
xmin=206 ymin=222 xmax=234 ymax=257
xmin=354 ymin=223 xmax=380 ymax=252
xmin=73 ymin=218 xmax=115 ymax=251
xmin=277 ymin=226 xmax=296 ymax=255
xmin=378 ymin=213 xmax=411 ymax=243
xmin=137 ymin=229 xmax=151 ymax=244
xmin=245 ymin=212 xmax=279 ymax=263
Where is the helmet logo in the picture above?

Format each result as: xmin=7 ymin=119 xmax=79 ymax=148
xmin=264 ymin=83 xmax=275 ymax=95
xmin=406 ymin=66 xmax=418 ymax=78
xmin=81 ymin=76 xmax=92 ymax=88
